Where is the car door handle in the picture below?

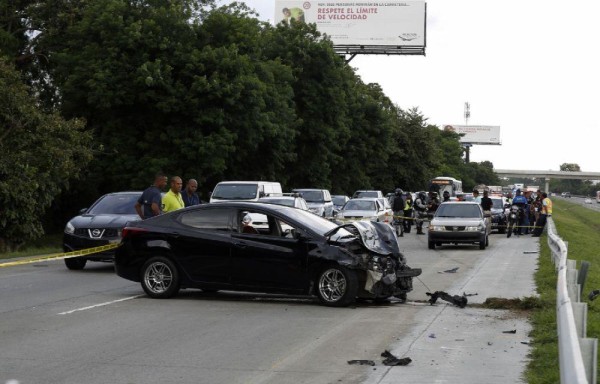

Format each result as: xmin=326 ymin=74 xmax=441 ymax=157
xmin=233 ymin=241 xmax=247 ymax=249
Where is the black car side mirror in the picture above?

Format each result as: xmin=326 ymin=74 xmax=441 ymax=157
xmin=79 ymin=208 xmax=88 ymax=214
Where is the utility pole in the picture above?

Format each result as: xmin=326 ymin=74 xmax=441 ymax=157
xmin=464 ymin=102 xmax=471 ymax=163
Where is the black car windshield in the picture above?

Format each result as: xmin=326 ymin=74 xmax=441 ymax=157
xmin=491 ymin=198 xmax=504 ymax=209
xmin=297 ymin=191 xmax=324 ymax=202
xmin=88 ymin=193 xmax=140 ymax=215
xmin=435 ymin=204 xmax=481 ymax=218
xmin=212 ymin=184 xmax=258 ymax=200
xmin=274 ymin=206 xmax=343 ymax=236
xmin=344 ymin=200 xmax=376 ymax=211
xmin=259 ymin=198 xmax=294 ymax=207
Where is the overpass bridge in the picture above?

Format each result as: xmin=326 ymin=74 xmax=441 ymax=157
xmin=495 ymin=169 xmax=600 ymax=192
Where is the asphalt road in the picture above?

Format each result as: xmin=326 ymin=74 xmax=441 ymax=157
xmin=0 ymin=229 xmax=538 ymax=384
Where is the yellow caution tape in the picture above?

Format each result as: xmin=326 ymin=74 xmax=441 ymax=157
xmin=0 ymin=243 xmax=120 ymax=268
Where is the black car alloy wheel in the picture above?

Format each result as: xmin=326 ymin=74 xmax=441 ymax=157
xmin=141 ymin=256 xmax=181 ymax=298
xmin=316 ymin=265 xmax=358 ymax=307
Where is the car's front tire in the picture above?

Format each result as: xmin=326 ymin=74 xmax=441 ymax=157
xmin=64 ymin=257 xmax=87 ymax=270
xmin=316 ymin=265 xmax=357 ymax=307
xmin=140 ymin=256 xmax=180 ymax=298
xmin=479 ymin=239 xmax=486 ymax=249
xmin=428 ymin=240 xmax=435 ymax=249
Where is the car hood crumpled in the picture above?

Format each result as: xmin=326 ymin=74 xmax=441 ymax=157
xmin=325 ymin=220 xmax=399 ymax=257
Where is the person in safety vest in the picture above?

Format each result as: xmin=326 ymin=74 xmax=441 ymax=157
xmin=403 ymin=192 xmax=414 ymax=233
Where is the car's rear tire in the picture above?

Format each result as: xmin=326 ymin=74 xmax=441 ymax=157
xmin=64 ymin=257 xmax=87 ymax=270
xmin=141 ymin=256 xmax=180 ymax=298
xmin=428 ymin=240 xmax=435 ymax=249
xmin=316 ymin=265 xmax=357 ymax=307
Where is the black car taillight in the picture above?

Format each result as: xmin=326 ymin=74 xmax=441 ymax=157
xmin=121 ymin=227 xmax=148 ymax=239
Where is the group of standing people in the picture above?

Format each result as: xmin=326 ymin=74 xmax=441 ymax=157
xmin=390 ymin=190 xmax=441 ymax=235
xmin=134 ymin=172 xmax=202 ymax=220
xmin=504 ymin=188 xmax=553 ymax=236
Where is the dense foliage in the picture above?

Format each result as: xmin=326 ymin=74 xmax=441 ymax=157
xmin=1 ymin=0 xmax=499 ymax=244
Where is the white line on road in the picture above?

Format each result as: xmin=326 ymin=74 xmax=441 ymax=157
xmin=58 ymin=295 xmax=144 ymax=315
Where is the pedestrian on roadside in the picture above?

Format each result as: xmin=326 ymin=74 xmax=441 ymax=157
xmin=135 ymin=172 xmax=168 ymax=219
xmin=403 ymin=193 xmax=414 ymax=233
xmin=532 ymin=192 xmax=552 ymax=237
xmin=413 ymin=192 xmax=428 ymax=235
xmin=472 ymin=189 xmax=482 ymax=204
xmin=442 ymin=191 xmax=451 ymax=202
xmin=162 ymin=176 xmax=184 ymax=213
xmin=182 ymin=178 xmax=201 ymax=207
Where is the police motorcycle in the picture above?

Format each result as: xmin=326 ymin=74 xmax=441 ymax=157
xmin=506 ymin=204 xmax=523 ymax=238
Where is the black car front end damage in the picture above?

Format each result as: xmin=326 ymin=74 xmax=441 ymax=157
xmin=327 ymin=221 xmax=421 ymax=300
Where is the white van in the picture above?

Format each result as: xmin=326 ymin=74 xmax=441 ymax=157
xmin=209 ymin=181 xmax=282 ymax=203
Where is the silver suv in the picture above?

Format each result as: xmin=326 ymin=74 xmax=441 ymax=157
xmin=292 ymin=189 xmax=334 ymax=217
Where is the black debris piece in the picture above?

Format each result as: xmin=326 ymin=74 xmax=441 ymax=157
xmin=438 ymin=267 xmax=459 ymax=274
xmin=381 ymin=350 xmax=412 ymax=366
xmin=426 ymin=291 xmax=468 ymax=308
xmin=463 ymin=292 xmax=478 ymax=297
xmin=502 ymin=329 xmax=517 ymax=334
xmin=347 ymin=360 xmax=375 ymax=366
xmin=588 ymin=289 xmax=600 ymax=301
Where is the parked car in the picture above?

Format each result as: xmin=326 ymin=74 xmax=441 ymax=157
xmin=63 ymin=191 xmax=142 ymax=270
xmin=335 ymin=198 xmax=392 ymax=224
xmin=561 ymin=192 xmax=572 ymax=198
xmin=331 ymin=195 xmax=350 ymax=211
xmin=292 ymin=188 xmax=334 ymax=217
xmin=490 ymin=196 xmax=507 ymax=233
xmin=114 ymin=202 xmax=421 ymax=306
xmin=210 ymin=181 xmax=282 ymax=203
xmin=427 ymin=202 xmax=489 ymax=250
xmin=258 ymin=194 xmax=309 ymax=210
xmin=352 ymin=190 xmax=384 ymax=199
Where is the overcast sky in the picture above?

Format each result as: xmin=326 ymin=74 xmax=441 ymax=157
xmin=219 ymin=0 xmax=600 ymax=172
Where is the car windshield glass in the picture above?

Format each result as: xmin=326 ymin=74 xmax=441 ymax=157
xmin=344 ymin=200 xmax=376 ymax=211
xmin=259 ymin=198 xmax=294 ymax=207
xmin=332 ymin=196 xmax=346 ymax=206
xmin=491 ymin=198 xmax=504 ymax=209
xmin=436 ymin=204 xmax=481 ymax=218
xmin=88 ymin=194 xmax=140 ymax=215
xmin=273 ymin=206 xmax=347 ymax=236
xmin=212 ymin=184 xmax=258 ymax=200
xmin=298 ymin=191 xmax=324 ymax=202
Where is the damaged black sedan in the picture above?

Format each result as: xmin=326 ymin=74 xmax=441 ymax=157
xmin=114 ymin=202 xmax=421 ymax=307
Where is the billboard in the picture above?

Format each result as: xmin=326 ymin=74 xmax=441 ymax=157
xmin=274 ymin=1 xmax=426 ymax=52
xmin=443 ymin=125 xmax=501 ymax=145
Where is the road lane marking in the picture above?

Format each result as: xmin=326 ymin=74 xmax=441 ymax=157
xmin=58 ymin=295 xmax=144 ymax=315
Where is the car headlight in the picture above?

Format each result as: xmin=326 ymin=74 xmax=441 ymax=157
xmin=430 ymin=225 xmax=446 ymax=231
xmin=64 ymin=221 xmax=75 ymax=234
xmin=465 ymin=225 xmax=483 ymax=231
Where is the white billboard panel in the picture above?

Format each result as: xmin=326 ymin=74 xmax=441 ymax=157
xmin=444 ymin=125 xmax=501 ymax=145
xmin=274 ymin=1 xmax=426 ymax=47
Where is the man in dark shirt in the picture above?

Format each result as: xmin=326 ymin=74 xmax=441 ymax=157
xmin=480 ymin=190 xmax=493 ymax=232
xmin=182 ymin=178 xmax=201 ymax=207
xmin=135 ymin=172 xmax=167 ymax=219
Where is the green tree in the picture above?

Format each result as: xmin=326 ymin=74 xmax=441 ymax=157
xmin=0 ymin=58 xmax=93 ymax=251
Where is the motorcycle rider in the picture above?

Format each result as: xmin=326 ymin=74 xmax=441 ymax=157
xmin=442 ymin=190 xmax=451 ymax=202
xmin=413 ymin=192 xmax=428 ymax=235
xmin=511 ymin=189 xmax=528 ymax=235
xmin=391 ymin=188 xmax=405 ymax=237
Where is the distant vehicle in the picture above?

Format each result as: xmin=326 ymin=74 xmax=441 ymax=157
xmin=331 ymin=195 xmax=350 ymax=211
xmin=292 ymin=188 xmax=334 ymax=217
xmin=584 ymin=198 xmax=592 ymax=204
xmin=490 ymin=197 xmax=507 ymax=234
xmin=561 ymin=192 xmax=572 ymax=198
xmin=336 ymin=198 xmax=391 ymax=223
xmin=428 ymin=202 xmax=489 ymax=250
xmin=258 ymin=195 xmax=309 ymax=211
xmin=63 ymin=191 xmax=142 ymax=270
xmin=352 ymin=190 xmax=384 ymax=199
xmin=597 ymin=191 xmax=600 ymax=203
xmin=210 ymin=181 xmax=282 ymax=203
xmin=428 ymin=176 xmax=463 ymax=197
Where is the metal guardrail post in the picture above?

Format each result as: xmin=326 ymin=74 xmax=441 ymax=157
xmin=548 ymin=218 xmax=597 ymax=384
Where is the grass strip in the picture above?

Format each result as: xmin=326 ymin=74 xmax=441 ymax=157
xmin=525 ymin=199 xmax=600 ymax=383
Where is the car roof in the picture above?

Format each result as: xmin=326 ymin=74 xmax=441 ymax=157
xmin=348 ymin=197 xmax=380 ymax=202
